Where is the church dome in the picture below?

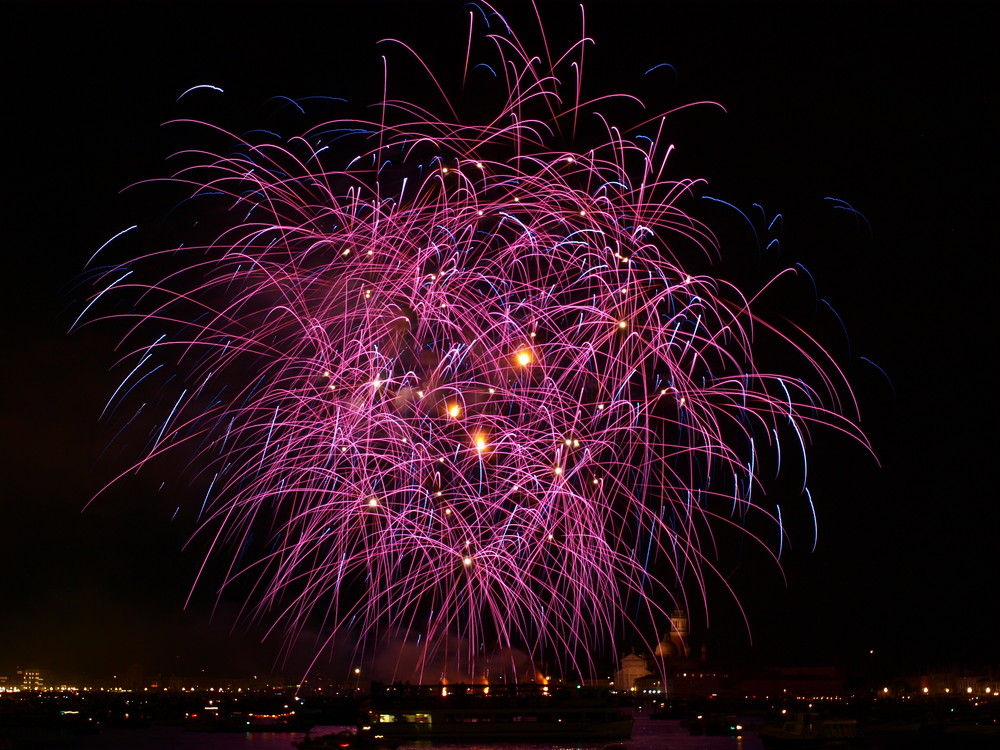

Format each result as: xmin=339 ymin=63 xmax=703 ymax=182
xmin=655 ymin=635 xmax=677 ymax=658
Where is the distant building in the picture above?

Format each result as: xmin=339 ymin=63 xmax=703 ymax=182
xmin=122 ymin=663 xmax=145 ymax=691
xmin=16 ymin=667 xmax=44 ymax=691
xmin=903 ymin=668 xmax=1000 ymax=697
xmin=614 ymin=608 xmax=724 ymax=697
xmin=731 ymin=666 xmax=846 ymax=700
xmin=614 ymin=650 xmax=651 ymax=693
xmin=654 ymin=607 xmax=689 ymax=660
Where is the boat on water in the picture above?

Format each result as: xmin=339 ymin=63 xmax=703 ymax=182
xmin=355 ymin=681 xmax=633 ymax=742
xmin=759 ymin=711 xmax=859 ymax=747
xmin=681 ymin=713 xmax=746 ymax=736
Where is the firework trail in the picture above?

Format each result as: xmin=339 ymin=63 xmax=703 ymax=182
xmin=83 ymin=3 xmax=870 ymax=679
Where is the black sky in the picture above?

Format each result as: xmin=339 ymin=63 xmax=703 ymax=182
xmin=2 ymin=1 xmax=995 ymax=681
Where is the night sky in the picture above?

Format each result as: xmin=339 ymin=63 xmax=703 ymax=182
xmin=3 ymin=1 xmax=994 ymax=682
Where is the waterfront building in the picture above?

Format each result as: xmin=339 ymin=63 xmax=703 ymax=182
xmin=614 ymin=608 xmax=722 ymax=697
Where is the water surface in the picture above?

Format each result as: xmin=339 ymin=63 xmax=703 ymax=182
xmin=6 ymin=715 xmax=762 ymax=750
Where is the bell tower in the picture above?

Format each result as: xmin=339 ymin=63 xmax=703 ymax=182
xmin=669 ymin=607 xmax=688 ymax=659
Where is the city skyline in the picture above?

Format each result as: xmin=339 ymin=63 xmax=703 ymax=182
xmin=2 ymin=1 xmax=994 ymax=681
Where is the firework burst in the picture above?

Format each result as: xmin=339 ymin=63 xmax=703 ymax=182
xmin=84 ymin=3 xmax=870 ymax=680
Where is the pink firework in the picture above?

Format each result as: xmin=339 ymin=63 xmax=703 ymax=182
xmin=85 ymin=4 xmax=869 ymax=679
